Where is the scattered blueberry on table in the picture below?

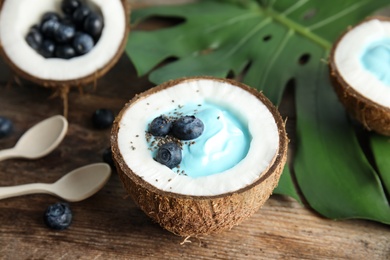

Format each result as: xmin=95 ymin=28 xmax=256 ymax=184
xmin=92 ymin=108 xmax=114 ymax=129
xmin=25 ymin=0 xmax=104 ymax=59
xmin=43 ymin=202 xmax=72 ymax=230
xmin=0 ymin=116 xmax=13 ymax=138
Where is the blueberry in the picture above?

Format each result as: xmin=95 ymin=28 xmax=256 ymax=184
xmin=40 ymin=19 xmax=60 ymax=38
xmin=149 ymin=116 xmax=172 ymax=137
xmin=73 ymin=5 xmax=92 ymax=27
xmin=155 ymin=142 xmax=182 ymax=169
xmin=55 ymin=44 xmax=76 ymax=59
xmin=83 ymin=12 xmax=104 ymax=38
xmin=43 ymin=202 xmax=72 ymax=230
xmin=25 ymin=26 xmax=43 ymax=50
xmin=102 ymin=147 xmax=115 ymax=169
xmin=92 ymin=108 xmax=114 ymax=129
xmin=0 ymin=117 xmax=13 ymax=138
xmin=39 ymin=39 xmax=56 ymax=58
xmin=61 ymin=0 xmax=82 ymax=15
xmin=73 ymin=32 xmax=94 ymax=54
xmin=54 ymin=22 xmax=76 ymax=43
xmin=60 ymin=15 xmax=74 ymax=26
xmin=41 ymin=12 xmax=60 ymax=23
xmin=171 ymin=116 xmax=204 ymax=140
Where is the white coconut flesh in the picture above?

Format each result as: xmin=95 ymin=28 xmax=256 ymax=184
xmin=0 ymin=0 xmax=126 ymax=81
xmin=116 ymin=79 xmax=280 ymax=196
xmin=334 ymin=18 xmax=390 ymax=108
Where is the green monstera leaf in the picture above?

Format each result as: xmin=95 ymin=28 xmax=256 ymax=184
xmin=126 ymin=0 xmax=390 ymax=224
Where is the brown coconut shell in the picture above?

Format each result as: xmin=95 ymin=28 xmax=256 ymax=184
xmin=329 ymin=16 xmax=390 ymax=136
xmin=111 ymin=76 xmax=288 ymax=237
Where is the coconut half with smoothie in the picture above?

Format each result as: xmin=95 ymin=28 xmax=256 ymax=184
xmin=111 ymin=76 xmax=288 ymax=237
xmin=330 ymin=16 xmax=390 ymax=135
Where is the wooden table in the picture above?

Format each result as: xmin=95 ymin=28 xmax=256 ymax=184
xmin=1 ymin=2 xmax=389 ymax=259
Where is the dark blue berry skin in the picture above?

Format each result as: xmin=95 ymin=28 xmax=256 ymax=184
xmin=55 ymin=44 xmax=76 ymax=59
xmin=25 ymin=26 xmax=43 ymax=50
xmin=54 ymin=23 xmax=76 ymax=43
xmin=39 ymin=39 xmax=56 ymax=58
xmin=43 ymin=202 xmax=72 ymax=230
xmin=61 ymin=16 xmax=74 ymax=26
xmin=171 ymin=116 xmax=204 ymax=140
xmin=26 ymin=0 xmax=102 ymax=59
xmin=149 ymin=116 xmax=172 ymax=137
xmin=73 ymin=32 xmax=94 ymax=54
xmin=92 ymin=108 xmax=114 ymax=129
xmin=156 ymin=142 xmax=182 ymax=169
xmin=41 ymin=12 xmax=60 ymax=23
xmin=0 ymin=117 xmax=13 ymax=138
xmin=40 ymin=19 xmax=60 ymax=39
xmin=83 ymin=12 xmax=104 ymax=38
xmin=73 ymin=5 xmax=92 ymax=27
xmin=61 ymin=0 xmax=82 ymax=15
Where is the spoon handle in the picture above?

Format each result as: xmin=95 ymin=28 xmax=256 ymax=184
xmin=0 ymin=183 xmax=54 ymax=200
xmin=0 ymin=148 xmax=19 ymax=162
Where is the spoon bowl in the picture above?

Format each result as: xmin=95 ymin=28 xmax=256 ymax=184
xmin=0 ymin=163 xmax=111 ymax=202
xmin=0 ymin=115 xmax=68 ymax=161
xmin=51 ymin=163 xmax=112 ymax=201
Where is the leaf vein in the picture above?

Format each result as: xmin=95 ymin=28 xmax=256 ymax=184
xmin=308 ymin=0 xmax=370 ymax=31
xmin=223 ymin=18 xmax=271 ymax=58
xmin=283 ymin=0 xmax=309 ymax=16
xmin=259 ymin=29 xmax=294 ymax=88
xmin=206 ymin=13 xmax=259 ymax=33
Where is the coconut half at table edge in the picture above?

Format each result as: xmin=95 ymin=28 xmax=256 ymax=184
xmin=0 ymin=0 xmax=130 ymax=117
xmin=111 ymin=76 xmax=289 ymax=237
xmin=329 ymin=16 xmax=390 ymax=136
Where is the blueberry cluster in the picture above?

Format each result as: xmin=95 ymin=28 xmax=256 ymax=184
xmin=25 ymin=0 xmax=104 ymax=59
xmin=149 ymin=115 xmax=204 ymax=169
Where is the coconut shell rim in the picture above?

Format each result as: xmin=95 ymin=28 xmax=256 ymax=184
xmin=111 ymin=75 xmax=289 ymax=201
xmin=0 ymin=0 xmax=131 ymax=88
xmin=329 ymin=15 xmax=390 ymax=113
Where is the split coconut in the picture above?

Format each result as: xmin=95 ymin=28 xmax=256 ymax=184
xmin=111 ymin=76 xmax=288 ymax=236
xmin=0 ymin=0 xmax=130 ymax=116
xmin=329 ymin=16 xmax=390 ymax=135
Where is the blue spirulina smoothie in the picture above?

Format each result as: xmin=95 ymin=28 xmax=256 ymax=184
xmin=361 ymin=37 xmax=390 ymax=86
xmin=147 ymin=102 xmax=251 ymax=178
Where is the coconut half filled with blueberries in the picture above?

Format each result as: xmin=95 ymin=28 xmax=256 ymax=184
xmin=0 ymin=0 xmax=129 ymax=113
xmin=111 ymin=76 xmax=288 ymax=236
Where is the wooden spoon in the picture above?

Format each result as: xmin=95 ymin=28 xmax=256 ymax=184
xmin=0 ymin=115 xmax=68 ymax=161
xmin=0 ymin=163 xmax=111 ymax=202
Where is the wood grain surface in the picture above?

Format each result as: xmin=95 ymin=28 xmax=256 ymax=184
xmin=0 ymin=1 xmax=389 ymax=259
